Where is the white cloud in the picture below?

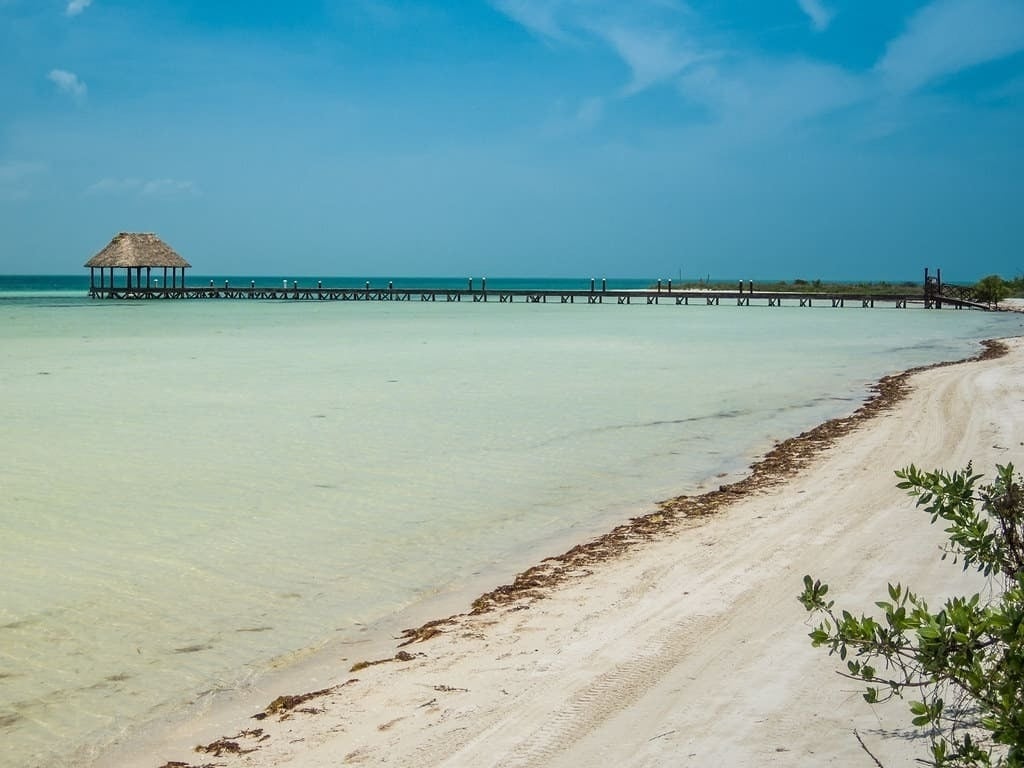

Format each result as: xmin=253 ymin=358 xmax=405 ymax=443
xmin=47 ymin=69 xmax=87 ymax=101
xmin=575 ymin=96 xmax=604 ymax=126
xmin=679 ymin=57 xmax=869 ymax=138
xmin=65 ymin=0 xmax=92 ymax=16
xmin=142 ymin=179 xmax=200 ymax=197
xmin=491 ymin=0 xmax=569 ymax=43
xmin=877 ymin=0 xmax=1024 ymax=93
xmin=543 ymin=96 xmax=606 ymax=135
xmin=592 ymin=24 xmax=704 ymax=95
xmin=87 ymin=178 xmax=142 ymax=194
xmin=492 ymin=1 xmax=705 ymax=93
xmin=0 ymin=162 xmax=47 ymax=200
xmin=87 ymin=177 xmax=200 ymax=197
xmin=797 ymin=0 xmax=833 ymax=32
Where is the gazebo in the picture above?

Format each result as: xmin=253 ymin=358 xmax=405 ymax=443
xmin=84 ymin=232 xmax=191 ymax=293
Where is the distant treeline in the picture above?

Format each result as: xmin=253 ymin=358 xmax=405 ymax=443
xmin=671 ymin=278 xmax=919 ymax=295
xmin=670 ymin=275 xmax=1022 ymax=303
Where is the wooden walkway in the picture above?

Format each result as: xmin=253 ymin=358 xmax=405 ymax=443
xmin=81 ymin=283 xmax=975 ymax=308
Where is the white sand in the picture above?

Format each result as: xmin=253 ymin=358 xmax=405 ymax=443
xmin=117 ymin=337 xmax=1023 ymax=768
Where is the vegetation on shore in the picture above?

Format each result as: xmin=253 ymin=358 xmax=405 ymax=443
xmin=665 ymin=278 xmax=920 ymax=294
xmin=799 ymin=464 xmax=1024 ymax=767
xmin=658 ymin=274 xmax=1020 ymax=305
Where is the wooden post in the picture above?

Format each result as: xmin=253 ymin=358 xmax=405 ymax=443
xmin=590 ymin=278 xmax=595 ymax=292
xmin=667 ymin=279 xmax=672 ymax=293
xmin=657 ymin=279 xmax=662 ymax=293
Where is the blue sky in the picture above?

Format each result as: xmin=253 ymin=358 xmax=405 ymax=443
xmin=1 ymin=0 xmax=1022 ymax=280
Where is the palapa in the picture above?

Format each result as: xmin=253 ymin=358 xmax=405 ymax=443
xmin=84 ymin=232 xmax=191 ymax=269
xmin=85 ymin=232 xmax=191 ymax=295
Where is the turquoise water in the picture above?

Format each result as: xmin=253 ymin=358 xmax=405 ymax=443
xmin=1 ymin=283 xmax=1021 ymax=767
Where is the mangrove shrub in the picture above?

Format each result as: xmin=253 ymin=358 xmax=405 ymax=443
xmin=799 ymin=464 xmax=1024 ymax=767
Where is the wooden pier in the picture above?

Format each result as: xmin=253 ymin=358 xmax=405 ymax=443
xmin=87 ymin=281 xmax=982 ymax=309
xmin=83 ymin=245 xmax=991 ymax=311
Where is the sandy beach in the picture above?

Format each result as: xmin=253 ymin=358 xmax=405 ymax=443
xmin=113 ymin=336 xmax=1023 ymax=768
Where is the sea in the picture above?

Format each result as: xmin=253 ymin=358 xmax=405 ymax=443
xmin=1 ymin=274 xmax=1021 ymax=768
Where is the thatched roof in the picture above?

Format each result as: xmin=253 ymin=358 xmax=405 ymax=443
xmin=84 ymin=232 xmax=191 ymax=268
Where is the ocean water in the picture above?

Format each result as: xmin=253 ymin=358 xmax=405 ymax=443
xmin=1 ymin=277 xmax=1020 ymax=767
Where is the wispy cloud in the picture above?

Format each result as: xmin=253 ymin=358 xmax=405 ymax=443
xmin=575 ymin=96 xmax=604 ymax=127
xmin=543 ymin=95 xmax=606 ymax=136
xmin=592 ymin=24 xmax=705 ymax=95
xmin=494 ymin=0 xmax=1016 ymax=146
xmin=797 ymin=0 xmax=833 ymax=32
xmin=47 ymin=69 xmax=87 ymax=102
xmin=492 ymin=0 xmax=705 ymax=93
xmin=679 ymin=57 xmax=868 ymax=138
xmin=877 ymin=0 xmax=1024 ymax=93
xmin=492 ymin=0 xmax=569 ymax=43
xmin=65 ymin=0 xmax=92 ymax=16
xmin=142 ymin=178 xmax=200 ymax=197
xmin=87 ymin=177 xmax=200 ymax=197
xmin=0 ymin=162 xmax=47 ymax=200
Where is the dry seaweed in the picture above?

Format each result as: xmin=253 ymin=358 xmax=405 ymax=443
xmin=251 ymin=679 xmax=357 ymax=721
xmin=397 ymin=617 xmax=457 ymax=646
xmin=349 ymin=650 xmax=419 ymax=672
xmin=194 ymin=729 xmax=265 ymax=757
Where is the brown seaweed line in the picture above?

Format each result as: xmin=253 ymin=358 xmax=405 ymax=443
xmin=405 ymin=337 xmax=1008 ymax=628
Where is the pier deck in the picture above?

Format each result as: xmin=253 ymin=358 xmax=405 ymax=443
xmin=85 ymin=284 xmax=988 ymax=309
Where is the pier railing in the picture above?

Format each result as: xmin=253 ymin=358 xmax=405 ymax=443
xmin=84 ymin=283 xmax=958 ymax=309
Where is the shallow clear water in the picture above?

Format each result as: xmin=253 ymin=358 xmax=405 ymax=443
xmin=1 ymin=292 xmax=1020 ymax=767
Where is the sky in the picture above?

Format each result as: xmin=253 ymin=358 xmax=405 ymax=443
xmin=1 ymin=0 xmax=1022 ymax=280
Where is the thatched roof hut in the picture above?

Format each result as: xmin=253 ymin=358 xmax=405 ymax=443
xmin=85 ymin=232 xmax=191 ymax=293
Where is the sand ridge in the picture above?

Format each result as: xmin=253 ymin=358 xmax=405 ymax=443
xmin=129 ymin=337 xmax=1021 ymax=768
